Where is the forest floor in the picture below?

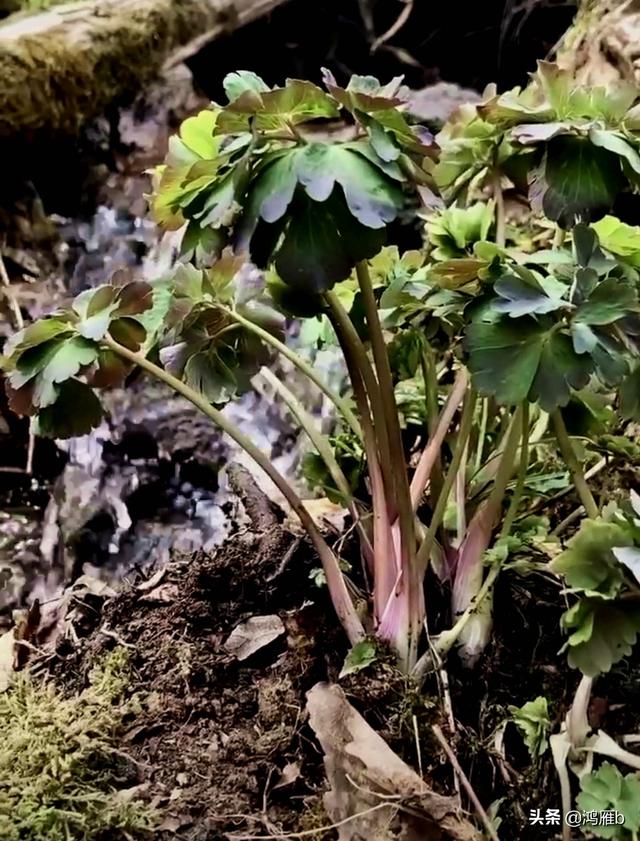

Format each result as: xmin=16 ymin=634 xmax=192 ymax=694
xmin=3 ymin=3 xmax=640 ymax=840
xmin=22 ymin=446 xmax=637 ymax=841
xmin=50 ymin=524 xmax=339 ymax=840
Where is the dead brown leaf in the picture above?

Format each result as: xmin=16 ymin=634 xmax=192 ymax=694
xmin=139 ymin=583 xmax=179 ymax=603
xmin=295 ymin=498 xmax=348 ymax=533
xmin=224 ymin=615 xmax=285 ymax=661
xmin=157 ymin=815 xmax=191 ymax=832
xmin=306 ymin=682 xmax=481 ymax=841
xmin=136 ymin=567 xmax=167 ymax=592
xmin=73 ymin=575 xmax=118 ymax=599
xmin=114 ymin=783 xmax=150 ymax=803
xmin=272 ymin=761 xmax=301 ymax=790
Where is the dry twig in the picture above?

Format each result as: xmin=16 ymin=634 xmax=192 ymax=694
xmin=226 ymin=801 xmax=394 ymax=839
xmin=371 ymin=0 xmax=414 ymax=53
xmin=432 ymin=724 xmax=500 ymax=841
xmin=0 ymin=248 xmax=24 ymax=331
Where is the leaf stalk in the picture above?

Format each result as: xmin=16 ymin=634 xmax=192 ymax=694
xmin=551 ymin=409 xmax=599 ymax=519
xmin=103 ymin=333 xmax=365 ymax=645
xmin=220 ymin=305 xmax=362 ymax=439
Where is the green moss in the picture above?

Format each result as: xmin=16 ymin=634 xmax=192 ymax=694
xmin=0 ymin=649 xmax=157 ymax=841
xmin=16 ymin=0 xmax=70 ymax=10
xmin=0 ymin=0 xmax=221 ymax=137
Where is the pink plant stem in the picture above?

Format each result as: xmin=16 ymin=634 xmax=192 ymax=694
xmin=410 ymin=369 xmax=469 ymax=511
xmin=451 ymin=406 xmax=523 ymax=663
xmin=451 ymin=498 xmax=496 ymax=620
xmin=370 ymin=450 xmax=398 ymax=620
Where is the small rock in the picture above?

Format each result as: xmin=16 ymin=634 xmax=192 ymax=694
xmin=407 ymin=81 xmax=481 ymax=126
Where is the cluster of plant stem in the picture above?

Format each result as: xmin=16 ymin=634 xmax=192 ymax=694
xmin=3 ymin=64 xmax=640 ymax=689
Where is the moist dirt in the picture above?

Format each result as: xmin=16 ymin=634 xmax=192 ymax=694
xmin=50 ymin=527 xmax=345 ymax=840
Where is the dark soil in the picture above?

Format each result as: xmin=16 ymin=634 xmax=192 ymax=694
xmin=447 ymin=569 xmax=570 ymax=839
xmin=51 ymin=525 xmax=347 ymax=840
xmin=47 ymin=515 xmax=636 ymax=841
xmin=44 ymin=435 xmax=640 ymax=841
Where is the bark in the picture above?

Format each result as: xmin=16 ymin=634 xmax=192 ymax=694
xmin=0 ymin=0 xmax=290 ymax=138
xmin=0 ymin=0 xmax=21 ymax=17
xmin=554 ymin=0 xmax=640 ymax=86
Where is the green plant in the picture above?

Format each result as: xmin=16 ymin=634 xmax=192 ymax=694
xmin=508 ymin=696 xmax=551 ymax=760
xmin=3 ymin=65 xmax=640 ymax=681
xmin=577 ymin=763 xmax=640 ymax=840
xmin=435 ymin=61 xmax=640 ymax=222
xmin=551 ymin=492 xmax=640 ymax=677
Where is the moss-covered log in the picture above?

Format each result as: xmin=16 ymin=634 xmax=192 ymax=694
xmin=0 ymin=0 xmax=289 ymax=138
xmin=555 ymin=0 xmax=640 ymax=86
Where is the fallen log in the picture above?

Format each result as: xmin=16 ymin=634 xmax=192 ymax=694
xmin=554 ymin=0 xmax=640 ymax=86
xmin=0 ymin=0 xmax=289 ymax=138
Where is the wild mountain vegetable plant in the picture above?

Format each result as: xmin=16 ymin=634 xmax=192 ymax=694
xmin=3 ymin=65 xmax=640 ymax=688
xmin=551 ymin=491 xmax=640 ymax=677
